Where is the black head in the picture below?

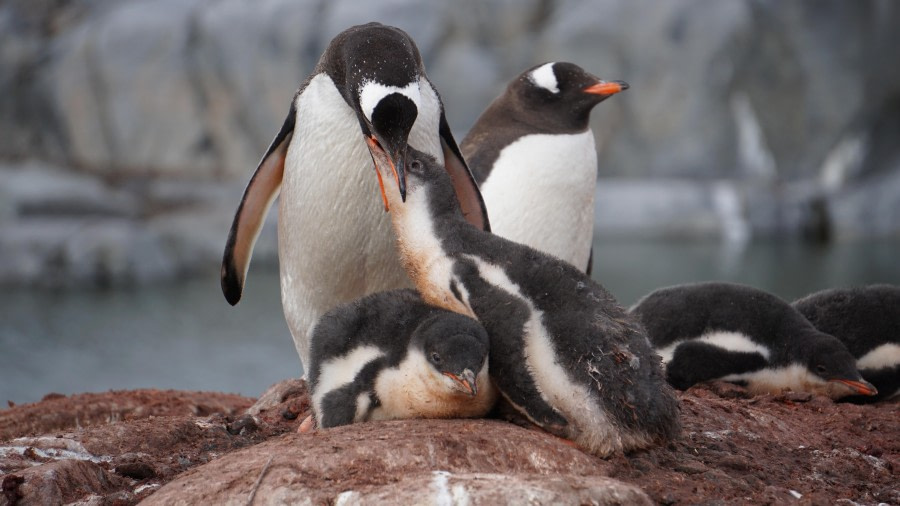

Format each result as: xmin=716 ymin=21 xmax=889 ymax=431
xmin=806 ymin=335 xmax=877 ymax=399
xmin=413 ymin=312 xmax=489 ymax=397
xmin=325 ymin=23 xmax=424 ymax=205
xmin=511 ymin=61 xmax=628 ymax=131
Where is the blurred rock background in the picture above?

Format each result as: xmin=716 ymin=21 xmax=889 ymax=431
xmin=1 ymin=0 xmax=899 ymax=287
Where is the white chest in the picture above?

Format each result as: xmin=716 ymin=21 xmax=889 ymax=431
xmin=479 ymin=131 xmax=598 ymax=268
xmin=371 ymin=349 xmax=496 ymax=420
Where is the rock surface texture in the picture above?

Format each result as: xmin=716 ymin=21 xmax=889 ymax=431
xmin=2 ymin=0 xmax=900 ymax=285
xmin=0 ymin=381 xmax=897 ymax=505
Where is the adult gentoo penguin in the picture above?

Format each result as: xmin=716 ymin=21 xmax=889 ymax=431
xmin=461 ymin=62 xmax=627 ymax=272
xmin=308 ymin=289 xmax=496 ymax=428
xmin=367 ymin=146 xmax=679 ymax=456
xmin=630 ymin=282 xmax=878 ymax=400
xmin=220 ymin=23 xmax=490 ymax=368
xmin=793 ymin=285 xmax=900 ymax=402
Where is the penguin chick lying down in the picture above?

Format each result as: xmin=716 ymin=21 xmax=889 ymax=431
xmin=793 ymin=285 xmax=900 ymax=402
xmin=308 ymin=289 xmax=497 ymax=428
xmin=630 ymin=282 xmax=878 ymax=400
xmin=368 ymin=145 xmax=680 ymax=457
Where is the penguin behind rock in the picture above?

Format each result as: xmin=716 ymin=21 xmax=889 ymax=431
xmin=308 ymin=289 xmax=496 ymax=428
xmin=793 ymin=285 xmax=900 ymax=402
xmin=367 ymin=145 xmax=679 ymax=457
xmin=630 ymin=282 xmax=878 ymax=400
xmin=220 ymin=23 xmax=490 ymax=369
xmin=461 ymin=62 xmax=628 ymax=272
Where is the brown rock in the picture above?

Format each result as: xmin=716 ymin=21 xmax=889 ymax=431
xmin=144 ymin=419 xmax=615 ymax=504
xmin=328 ymin=473 xmax=650 ymax=505
xmin=7 ymin=459 xmax=129 ymax=506
xmin=0 ymin=389 xmax=253 ymax=440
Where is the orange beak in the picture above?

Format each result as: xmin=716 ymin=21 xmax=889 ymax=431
xmin=831 ymin=379 xmax=878 ymax=396
xmin=366 ymin=135 xmax=406 ymax=211
xmin=443 ymin=371 xmax=477 ymax=397
xmin=583 ymin=80 xmax=629 ymax=96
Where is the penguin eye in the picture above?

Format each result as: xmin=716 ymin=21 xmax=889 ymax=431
xmin=409 ymin=160 xmax=422 ymax=171
xmin=816 ymin=365 xmax=826 ymax=374
xmin=430 ymin=352 xmax=441 ymax=364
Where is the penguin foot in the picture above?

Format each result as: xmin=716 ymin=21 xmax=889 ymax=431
xmin=298 ymin=415 xmax=317 ymax=434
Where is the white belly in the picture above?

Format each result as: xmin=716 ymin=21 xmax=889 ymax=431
xmin=478 ymin=131 xmax=597 ymax=269
xmin=278 ymin=74 xmax=443 ymax=369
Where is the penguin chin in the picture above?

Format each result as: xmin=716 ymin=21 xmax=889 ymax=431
xmin=809 ymin=378 xmax=863 ymax=400
xmin=437 ymin=372 xmax=477 ymax=397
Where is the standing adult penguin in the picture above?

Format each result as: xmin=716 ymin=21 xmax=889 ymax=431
xmin=308 ymin=289 xmax=496 ymax=428
xmin=461 ymin=62 xmax=627 ymax=272
xmin=367 ymin=145 xmax=679 ymax=457
xmin=630 ymin=282 xmax=878 ymax=400
xmin=220 ymin=23 xmax=490 ymax=368
xmin=793 ymin=285 xmax=900 ymax=402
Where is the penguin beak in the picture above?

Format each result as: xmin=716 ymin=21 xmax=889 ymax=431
xmin=829 ymin=378 xmax=878 ymax=397
xmin=583 ymin=80 xmax=629 ymax=97
xmin=443 ymin=369 xmax=477 ymax=397
xmin=366 ymin=135 xmax=407 ymax=210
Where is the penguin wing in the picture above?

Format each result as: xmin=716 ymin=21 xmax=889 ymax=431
xmin=221 ymin=104 xmax=295 ymax=305
xmin=439 ymin=114 xmax=492 ymax=232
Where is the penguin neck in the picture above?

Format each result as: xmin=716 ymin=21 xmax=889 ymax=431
xmin=387 ymin=182 xmax=472 ymax=313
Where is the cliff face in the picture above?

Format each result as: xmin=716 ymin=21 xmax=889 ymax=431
xmin=2 ymin=0 xmax=900 ymax=286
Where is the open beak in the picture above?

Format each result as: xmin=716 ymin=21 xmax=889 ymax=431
xmin=583 ymin=80 xmax=629 ymax=97
xmin=830 ymin=378 xmax=878 ymax=397
xmin=443 ymin=369 xmax=477 ymax=397
xmin=366 ymin=135 xmax=407 ymax=211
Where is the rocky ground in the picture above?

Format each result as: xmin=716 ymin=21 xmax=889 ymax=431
xmin=0 ymin=380 xmax=896 ymax=505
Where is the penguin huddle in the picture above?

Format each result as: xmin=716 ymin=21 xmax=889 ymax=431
xmin=221 ymin=21 xmax=892 ymax=458
xmin=221 ymin=22 xmax=678 ymax=455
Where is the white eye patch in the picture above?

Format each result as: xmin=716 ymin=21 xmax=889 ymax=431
xmin=529 ymin=62 xmax=559 ymax=94
xmin=359 ymin=80 xmax=422 ymax=121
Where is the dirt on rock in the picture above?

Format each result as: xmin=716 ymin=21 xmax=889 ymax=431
xmin=0 ymin=389 xmax=254 ymax=441
xmin=0 ymin=381 xmax=896 ymax=505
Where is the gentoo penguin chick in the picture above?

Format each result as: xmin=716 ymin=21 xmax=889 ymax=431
xmin=630 ymin=282 xmax=878 ymax=400
xmin=368 ymin=146 xmax=679 ymax=457
xmin=793 ymin=285 xmax=900 ymax=402
xmin=308 ymin=289 xmax=496 ymax=428
xmin=220 ymin=23 xmax=490 ymax=369
xmin=461 ymin=62 xmax=628 ymax=272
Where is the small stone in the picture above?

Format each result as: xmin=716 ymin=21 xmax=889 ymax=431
xmin=226 ymin=414 xmax=258 ymax=435
xmin=115 ymin=462 xmax=156 ymax=480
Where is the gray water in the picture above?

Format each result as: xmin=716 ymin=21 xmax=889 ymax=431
xmin=2 ymin=238 xmax=899 ymax=407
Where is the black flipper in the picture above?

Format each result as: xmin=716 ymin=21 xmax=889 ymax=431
xmin=665 ymin=341 xmax=768 ymax=390
xmin=221 ymin=104 xmax=295 ymax=305
xmin=439 ymin=113 xmax=491 ymax=233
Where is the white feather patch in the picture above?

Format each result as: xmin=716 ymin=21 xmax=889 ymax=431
xmin=353 ymin=393 xmax=372 ymax=423
xmin=479 ymin=131 xmax=597 ymax=268
xmin=856 ymin=343 xmax=900 ymax=371
xmin=529 ymin=62 xmax=559 ymax=93
xmin=359 ymin=80 xmax=421 ymax=122
xmin=721 ymin=363 xmax=825 ymax=395
xmin=656 ymin=330 xmax=771 ymax=365
xmin=312 ymin=344 xmax=385 ymax=418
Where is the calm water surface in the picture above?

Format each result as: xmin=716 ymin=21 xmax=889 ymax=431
xmin=2 ymin=238 xmax=898 ymax=406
